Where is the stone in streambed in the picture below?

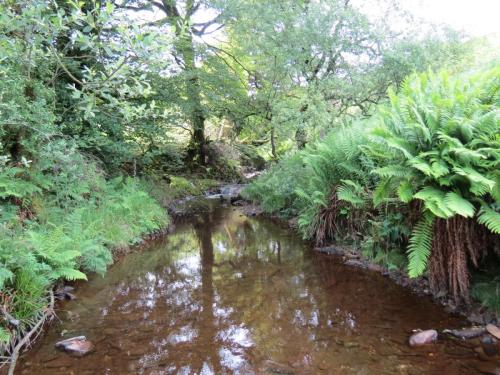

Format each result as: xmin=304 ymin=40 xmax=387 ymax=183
xmin=481 ymin=335 xmax=499 ymax=357
xmin=443 ymin=326 xmax=487 ymax=340
xmin=486 ymin=324 xmax=500 ymax=340
xmin=409 ymin=329 xmax=438 ymax=346
xmin=55 ymin=336 xmax=94 ymax=357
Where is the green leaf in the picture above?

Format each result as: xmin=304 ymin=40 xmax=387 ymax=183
xmin=477 ymin=204 xmax=500 ymax=234
xmin=414 ymin=187 xmax=453 ymax=218
xmin=407 ymin=212 xmax=435 ymax=277
xmin=444 ymin=191 xmax=475 ymax=218
xmin=397 ymin=180 xmax=414 ymax=203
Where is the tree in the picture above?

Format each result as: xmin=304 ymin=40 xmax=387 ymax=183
xmin=216 ymin=0 xmax=473 ymax=157
xmin=112 ymin=0 xmax=226 ymax=165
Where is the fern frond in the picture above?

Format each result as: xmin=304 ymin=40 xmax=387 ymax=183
xmin=413 ymin=187 xmax=453 ymax=218
xmin=444 ymin=191 xmax=475 ymax=218
xmin=52 ymin=268 xmax=87 ymax=281
xmin=372 ymin=165 xmax=408 ymax=178
xmin=477 ymin=204 xmax=500 ymax=234
xmin=407 ymin=212 xmax=435 ymax=277
xmin=397 ymin=180 xmax=414 ymax=203
xmin=337 ymin=180 xmax=365 ymax=208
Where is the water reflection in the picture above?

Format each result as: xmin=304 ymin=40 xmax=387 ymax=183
xmin=18 ymin=202 xmax=480 ymax=375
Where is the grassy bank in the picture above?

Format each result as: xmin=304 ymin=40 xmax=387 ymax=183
xmin=243 ymin=67 xmax=500 ymax=313
xmin=0 ymin=150 xmax=169 ymax=353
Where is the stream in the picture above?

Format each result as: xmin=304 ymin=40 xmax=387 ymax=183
xmin=18 ymin=200 xmax=486 ymax=374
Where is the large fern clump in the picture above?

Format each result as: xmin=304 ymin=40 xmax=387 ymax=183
xmin=366 ymin=67 xmax=499 ymax=301
xmin=295 ymin=121 xmax=375 ymax=243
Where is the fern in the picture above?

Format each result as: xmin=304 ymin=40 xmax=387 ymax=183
xmin=337 ymin=180 xmax=366 ymax=208
xmin=51 ymin=268 xmax=87 ymax=281
xmin=444 ymin=191 xmax=475 ymax=218
xmin=407 ymin=212 xmax=435 ymax=277
xmin=397 ymin=181 xmax=414 ymax=203
xmin=477 ymin=204 xmax=500 ymax=234
xmin=0 ymin=266 xmax=14 ymax=289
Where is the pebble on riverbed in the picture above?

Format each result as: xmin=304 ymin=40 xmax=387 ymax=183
xmin=409 ymin=329 xmax=438 ymax=346
xmin=55 ymin=336 xmax=94 ymax=357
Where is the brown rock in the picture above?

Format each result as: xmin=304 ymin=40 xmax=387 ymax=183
xmin=344 ymin=259 xmax=367 ymax=268
xmin=409 ymin=330 xmax=438 ymax=346
xmin=486 ymin=324 xmax=500 ymax=340
xmin=55 ymin=336 xmax=94 ymax=357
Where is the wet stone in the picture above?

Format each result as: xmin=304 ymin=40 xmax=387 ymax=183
xmin=409 ymin=330 xmax=438 ymax=346
xmin=481 ymin=335 xmax=499 ymax=357
xmin=486 ymin=324 xmax=500 ymax=340
xmin=55 ymin=336 xmax=94 ymax=357
xmin=444 ymin=326 xmax=487 ymax=340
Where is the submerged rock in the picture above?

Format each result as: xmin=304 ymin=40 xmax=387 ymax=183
xmin=409 ymin=330 xmax=438 ymax=346
xmin=443 ymin=327 xmax=487 ymax=340
xmin=220 ymin=184 xmax=245 ymax=200
xmin=481 ymin=336 xmax=499 ymax=357
xmin=55 ymin=336 xmax=94 ymax=357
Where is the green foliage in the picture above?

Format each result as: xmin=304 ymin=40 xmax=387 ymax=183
xmin=477 ymin=203 xmax=500 ymax=234
xmin=247 ymin=65 xmax=499 ymax=291
xmin=367 ymin=67 xmax=499 ymax=276
xmin=245 ymin=121 xmax=374 ymax=241
xmin=406 ymin=213 xmax=435 ymax=277
xmin=0 ymin=153 xmax=169 ymax=336
xmin=242 ymin=153 xmax=309 ymax=218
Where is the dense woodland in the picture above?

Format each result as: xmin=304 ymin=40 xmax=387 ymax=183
xmin=0 ymin=0 xmax=499 ymax=365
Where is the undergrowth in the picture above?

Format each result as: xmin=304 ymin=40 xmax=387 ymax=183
xmin=0 ymin=148 xmax=169 ymax=348
xmin=244 ymin=66 xmax=500 ymax=305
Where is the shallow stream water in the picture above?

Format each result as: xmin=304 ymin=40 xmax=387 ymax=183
xmin=18 ymin=201 xmax=485 ymax=374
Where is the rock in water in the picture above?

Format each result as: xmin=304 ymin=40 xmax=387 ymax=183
xmin=55 ymin=336 xmax=93 ymax=357
xmin=486 ymin=324 xmax=500 ymax=340
xmin=409 ymin=330 xmax=438 ymax=346
xmin=481 ymin=336 xmax=499 ymax=357
xmin=443 ymin=327 xmax=487 ymax=339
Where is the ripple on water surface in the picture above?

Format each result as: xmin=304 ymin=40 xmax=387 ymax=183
xmin=18 ymin=202 xmax=483 ymax=374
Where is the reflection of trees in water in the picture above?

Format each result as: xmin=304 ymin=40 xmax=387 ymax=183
xmin=191 ymin=210 xmax=221 ymax=373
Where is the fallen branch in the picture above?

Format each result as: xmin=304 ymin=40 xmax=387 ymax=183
xmin=7 ymin=291 xmax=54 ymax=375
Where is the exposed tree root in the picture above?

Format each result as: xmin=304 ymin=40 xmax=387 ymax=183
xmin=314 ymin=188 xmax=366 ymax=246
xmin=429 ymin=217 xmax=493 ymax=303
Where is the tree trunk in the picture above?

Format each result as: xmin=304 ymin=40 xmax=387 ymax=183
xmin=183 ymin=42 xmax=205 ymax=164
xmin=174 ymin=4 xmax=206 ymax=165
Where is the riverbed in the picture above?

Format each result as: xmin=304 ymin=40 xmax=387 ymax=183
xmin=18 ymin=200 xmax=484 ymax=374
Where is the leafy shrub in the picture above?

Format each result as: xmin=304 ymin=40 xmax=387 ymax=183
xmin=242 ymin=152 xmax=308 ymax=217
